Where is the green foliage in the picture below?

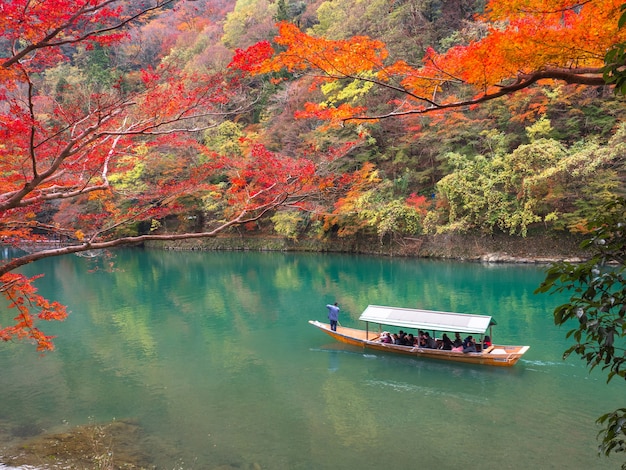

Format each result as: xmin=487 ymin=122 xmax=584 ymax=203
xmin=359 ymin=197 xmax=423 ymax=238
xmin=274 ymin=0 xmax=290 ymax=22
xmin=350 ymin=182 xmax=424 ymax=239
xmin=535 ymin=197 xmax=626 ymax=465
xmin=278 ymin=0 xmax=308 ymax=22
xmin=434 ymin=146 xmax=549 ymax=236
xmin=73 ymin=44 xmax=121 ymax=91
xmin=605 ymin=44 xmax=626 ymax=95
xmin=271 ymin=210 xmax=304 ymax=240
xmin=108 ymin=148 xmax=149 ymax=193
xmin=597 ymin=408 xmax=626 ymax=462
xmin=222 ymin=0 xmax=277 ymax=48
xmin=321 ymin=73 xmax=375 ymax=106
xmin=42 ymin=64 xmax=85 ymax=102
xmin=162 ymin=32 xmax=217 ymax=72
xmin=478 ymin=129 xmax=509 ymax=157
xmin=433 ymin=124 xmax=626 ymax=236
xmin=203 ymin=121 xmax=246 ymax=158
xmin=311 ymin=0 xmax=391 ymax=39
xmin=150 ymin=219 xmax=162 ymax=232
xmin=549 ymin=128 xmax=626 ymax=231
xmin=604 ymin=4 xmax=626 ymax=96
xmin=525 ymin=115 xmax=554 ymax=141
xmin=202 ymin=186 xmax=229 ymax=214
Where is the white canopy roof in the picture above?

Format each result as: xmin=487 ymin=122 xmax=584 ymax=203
xmin=359 ymin=305 xmax=493 ymax=334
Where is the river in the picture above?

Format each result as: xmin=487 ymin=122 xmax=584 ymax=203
xmin=0 ymin=248 xmax=622 ymax=469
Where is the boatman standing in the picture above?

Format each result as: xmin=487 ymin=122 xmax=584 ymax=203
xmin=326 ymin=302 xmax=340 ymax=331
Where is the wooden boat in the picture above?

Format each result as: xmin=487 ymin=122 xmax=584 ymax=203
xmin=310 ymin=304 xmax=530 ymax=367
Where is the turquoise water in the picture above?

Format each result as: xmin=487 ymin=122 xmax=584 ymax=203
xmin=0 ymin=249 xmax=623 ymax=469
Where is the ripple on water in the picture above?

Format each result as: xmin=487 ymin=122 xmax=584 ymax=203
xmin=364 ymin=378 xmax=489 ymax=405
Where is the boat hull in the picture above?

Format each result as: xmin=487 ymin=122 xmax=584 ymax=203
xmin=309 ymin=320 xmax=529 ymax=367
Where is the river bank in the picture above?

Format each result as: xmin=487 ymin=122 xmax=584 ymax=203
xmin=145 ymin=231 xmax=588 ymax=264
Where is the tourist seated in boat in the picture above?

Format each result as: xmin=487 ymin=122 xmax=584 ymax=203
xmin=423 ymin=332 xmax=437 ymax=349
xmin=398 ymin=330 xmax=407 ymax=343
xmin=378 ymin=331 xmax=392 ymax=343
xmin=453 ymin=332 xmax=463 ymax=348
xmin=392 ymin=333 xmax=402 ymax=345
xmin=441 ymin=333 xmax=453 ymax=350
xmin=462 ymin=335 xmax=477 ymax=353
xmin=405 ymin=333 xmax=416 ymax=346
xmin=483 ymin=336 xmax=492 ymax=348
xmin=416 ymin=330 xmax=426 ymax=347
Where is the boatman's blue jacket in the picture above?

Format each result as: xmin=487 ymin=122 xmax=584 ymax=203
xmin=326 ymin=304 xmax=340 ymax=321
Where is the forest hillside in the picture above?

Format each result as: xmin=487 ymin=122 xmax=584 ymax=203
xmin=153 ymin=0 xmax=621 ymax=244
xmin=152 ymin=0 xmax=625 ymax=257
xmin=3 ymin=0 xmax=625 ymax=260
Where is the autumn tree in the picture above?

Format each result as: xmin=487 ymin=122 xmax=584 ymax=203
xmin=230 ymin=0 xmax=626 ymax=224
xmin=242 ymin=0 xmax=626 ymax=122
xmin=319 ymin=162 xmax=425 ymax=241
xmin=0 ymin=0 xmax=351 ymax=351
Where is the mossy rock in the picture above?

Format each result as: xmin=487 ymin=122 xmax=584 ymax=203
xmin=2 ymin=419 xmax=153 ymax=469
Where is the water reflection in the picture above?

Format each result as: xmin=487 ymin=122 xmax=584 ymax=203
xmin=0 ymin=249 xmax=622 ymax=469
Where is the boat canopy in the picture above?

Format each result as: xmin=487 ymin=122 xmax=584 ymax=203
xmin=359 ymin=305 xmax=493 ymax=334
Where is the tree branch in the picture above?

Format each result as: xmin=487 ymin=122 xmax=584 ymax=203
xmin=346 ymin=67 xmax=607 ymax=121
xmin=1 ymin=1 xmax=178 ymax=69
xmin=0 ymin=197 xmax=289 ymax=277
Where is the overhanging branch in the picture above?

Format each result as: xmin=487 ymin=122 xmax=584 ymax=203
xmin=346 ymin=67 xmax=607 ymax=121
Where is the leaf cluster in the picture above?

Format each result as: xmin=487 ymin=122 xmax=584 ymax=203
xmin=604 ymin=4 xmax=626 ymax=96
xmin=536 ymin=197 xmax=626 ymax=462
